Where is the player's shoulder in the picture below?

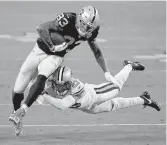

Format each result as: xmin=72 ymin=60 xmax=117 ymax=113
xmin=71 ymin=78 xmax=84 ymax=89
xmin=71 ymin=78 xmax=82 ymax=87
xmin=65 ymin=12 xmax=76 ymax=18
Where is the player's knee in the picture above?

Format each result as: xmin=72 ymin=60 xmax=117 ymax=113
xmin=115 ymin=80 xmax=123 ymax=91
xmin=111 ymin=97 xmax=123 ymax=111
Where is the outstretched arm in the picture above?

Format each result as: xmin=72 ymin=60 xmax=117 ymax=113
xmin=88 ymin=40 xmax=109 ymax=73
xmin=43 ymin=94 xmax=75 ymax=110
xmin=88 ymin=40 xmax=119 ymax=86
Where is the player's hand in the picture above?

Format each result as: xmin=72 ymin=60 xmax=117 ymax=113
xmin=49 ymin=42 xmax=68 ymax=53
xmin=36 ymin=95 xmax=45 ymax=105
xmin=104 ymin=72 xmax=120 ymax=87
xmin=50 ymin=45 xmax=57 ymax=53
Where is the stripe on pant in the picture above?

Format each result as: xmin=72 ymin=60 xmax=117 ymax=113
xmin=94 ymin=83 xmax=119 ymax=94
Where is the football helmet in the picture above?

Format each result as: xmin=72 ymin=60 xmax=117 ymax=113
xmin=76 ymin=6 xmax=99 ymax=38
xmin=53 ymin=66 xmax=72 ymax=83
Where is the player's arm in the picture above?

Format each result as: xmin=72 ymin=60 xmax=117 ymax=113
xmin=37 ymin=19 xmax=67 ymax=52
xmin=88 ymin=40 xmax=120 ymax=86
xmin=43 ymin=94 xmax=75 ymax=110
xmin=88 ymin=40 xmax=109 ymax=73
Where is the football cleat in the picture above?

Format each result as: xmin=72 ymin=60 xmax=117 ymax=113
xmin=13 ymin=121 xmax=23 ymax=136
xmin=123 ymin=60 xmax=145 ymax=71
xmin=140 ymin=91 xmax=161 ymax=111
xmin=9 ymin=108 xmax=26 ymax=125
xmin=9 ymin=111 xmax=23 ymax=136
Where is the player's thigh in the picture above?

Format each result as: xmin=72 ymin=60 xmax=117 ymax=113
xmin=94 ymin=82 xmax=120 ymax=104
xmin=20 ymin=43 xmax=47 ymax=75
xmin=91 ymin=100 xmax=112 ymax=113
xmin=38 ymin=55 xmax=63 ymax=78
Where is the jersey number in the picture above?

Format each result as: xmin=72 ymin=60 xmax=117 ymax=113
xmin=56 ymin=13 xmax=68 ymax=27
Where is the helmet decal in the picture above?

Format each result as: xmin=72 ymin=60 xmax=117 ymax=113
xmin=58 ymin=66 xmax=65 ymax=82
xmin=91 ymin=6 xmax=96 ymax=23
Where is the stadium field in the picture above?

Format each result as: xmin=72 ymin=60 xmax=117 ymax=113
xmin=0 ymin=1 xmax=166 ymax=145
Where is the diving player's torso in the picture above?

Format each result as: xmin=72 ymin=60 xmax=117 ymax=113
xmin=46 ymin=77 xmax=97 ymax=110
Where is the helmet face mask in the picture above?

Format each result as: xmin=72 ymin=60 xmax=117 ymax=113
xmin=76 ymin=6 xmax=99 ymax=38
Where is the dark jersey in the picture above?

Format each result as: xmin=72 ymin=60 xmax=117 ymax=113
xmin=37 ymin=12 xmax=99 ymax=57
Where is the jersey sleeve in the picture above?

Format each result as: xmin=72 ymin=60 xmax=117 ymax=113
xmin=71 ymin=79 xmax=85 ymax=97
xmin=88 ymin=26 xmax=100 ymax=41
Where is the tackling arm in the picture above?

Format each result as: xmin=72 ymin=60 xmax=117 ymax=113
xmin=88 ymin=40 xmax=109 ymax=73
xmin=88 ymin=40 xmax=120 ymax=86
xmin=43 ymin=94 xmax=75 ymax=110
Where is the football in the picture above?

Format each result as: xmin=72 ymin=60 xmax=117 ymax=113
xmin=50 ymin=32 xmax=65 ymax=45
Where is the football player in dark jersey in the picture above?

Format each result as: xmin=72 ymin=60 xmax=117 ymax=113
xmin=9 ymin=6 xmax=119 ymax=136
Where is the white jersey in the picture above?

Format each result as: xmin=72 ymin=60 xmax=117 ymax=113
xmin=75 ymin=83 xmax=97 ymax=110
xmin=45 ymin=77 xmax=97 ymax=110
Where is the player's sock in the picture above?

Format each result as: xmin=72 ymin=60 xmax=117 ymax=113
xmin=12 ymin=91 xmax=24 ymax=111
xmin=111 ymin=97 xmax=144 ymax=111
xmin=24 ymin=75 xmax=47 ymax=107
xmin=114 ymin=64 xmax=132 ymax=89
xmin=21 ymin=103 xmax=28 ymax=113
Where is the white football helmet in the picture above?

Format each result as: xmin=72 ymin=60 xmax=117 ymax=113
xmin=76 ymin=6 xmax=99 ymax=38
xmin=53 ymin=66 xmax=72 ymax=83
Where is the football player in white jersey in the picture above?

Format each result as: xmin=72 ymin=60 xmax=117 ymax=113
xmin=14 ymin=60 xmax=160 ymax=135
xmin=36 ymin=60 xmax=160 ymax=113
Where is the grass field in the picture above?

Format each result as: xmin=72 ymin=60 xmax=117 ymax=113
xmin=0 ymin=1 xmax=166 ymax=145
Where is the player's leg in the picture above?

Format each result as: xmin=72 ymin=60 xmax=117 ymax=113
xmin=11 ymin=55 xmax=63 ymax=124
xmin=91 ymin=91 xmax=160 ymax=114
xmin=94 ymin=82 xmax=120 ymax=105
xmin=114 ymin=60 xmax=145 ymax=90
xmin=91 ymin=101 xmax=112 ymax=114
xmin=9 ymin=43 xmax=48 ymax=136
xmin=12 ymin=43 xmax=47 ymax=111
xmin=24 ymin=55 xmax=63 ymax=108
xmin=94 ymin=60 xmax=145 ymax=104
xmin=111 ymin=91 xmax=160 ymax=111
xmin=91 ymin=97 xmax=144 ymax=114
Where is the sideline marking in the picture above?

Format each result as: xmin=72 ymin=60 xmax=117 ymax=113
xmin=0 ymin=124 xmax=165 ymax=128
